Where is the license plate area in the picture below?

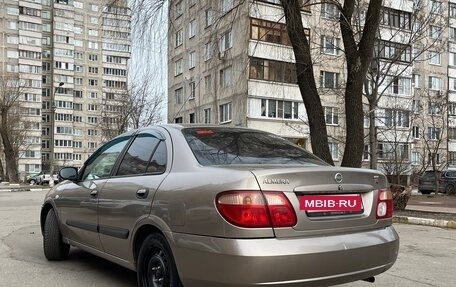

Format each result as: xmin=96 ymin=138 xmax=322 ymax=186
xmin=299 ymin=194 xmax=364 ymax=217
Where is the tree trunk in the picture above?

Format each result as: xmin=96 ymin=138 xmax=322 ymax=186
xmin=281 ymin=0 xmax=334 ymax=165
xmin=0 ymin=112 xmax=19 ymax=182
xmin=340 ymin=0 xmax=383 ymax=167
xmin=369 ymin=100 xmax=378 ymax=169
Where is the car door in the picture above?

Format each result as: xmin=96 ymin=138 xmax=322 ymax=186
xmin=56 ymin=135 xmax=132 ymax=250
xmin=98 ymin=129 xmax=169 ymax=260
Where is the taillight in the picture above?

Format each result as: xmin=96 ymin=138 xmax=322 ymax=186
xmin=216 ymin=191 xmax=297 ymax=228
xmin=376 ymin=188 xmax=393 ymax=219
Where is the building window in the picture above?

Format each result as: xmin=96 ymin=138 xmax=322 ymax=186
xmin=428 ymin=76 xmax=441 ymax=90
xmin=220 ymin=66 xmax=232 ymax=87
xmin=328 ymin=142 xmax=339 ymax=161
xmin=378 ymin=142 xmax=409 ymax=160
xmin=261 ymin=99 xmax=299 ymax=119
xmin=451 ymin=52 xmax=456 ymax=66
xmin=175 ymin=29 xmax=183 ymax=47
xmin=175 ymin=88 xmax=183 ymax=104
xmin=320 ymin=71 xmax=339 ymax=88
xmin=320 ymin=36 xmax=339 ymax=55
xmin=428 ymin=153 xmax=440 ymax=165
xmin=381 ymin=7 xmax=411 ymax=30
xmin=189 ymin=19 xmax=197 ymax=38
xmin=427 ymin=127 xmax=441 ymax=140
xmin=412 ymin=126 xmax=420 ymax=139
xmin=221 ymin=0 xmax=234 ymax=13
xmin=189 ymin=113 xmax=195 ymax=123
xmin=411 ymin=151 xmax=421 ymax=165
xmin=205 ymin=9 xmax=214 ymax=27
xmin=204 ymin=108 xmax=211 ymax=123
xmin=381 ymin=76 xmax=411 ymax=96
xmin=249 ymin=57 xmax=297 ymax=84
xmin=189 ymin=82 xmax=196 ymax=99
xmin=450 ymin=3 xmax=456 ymax=18
xmin=429 ymin=25 xmax=442 ymax=39
xmin=189 ymin=51 xmax=196 ymax=69
xmin=250 ymin=18 xmax=310 ymax=46
xmin=175 ymin=117 xmax=183 ymax=123
xmin=174 ymin=58 xmax=183 ymax=76
xmin=449 ymin=103 xmax=456 ymax=116
xmin=448 ymin=128 xmax=456 ymax=140
xmin=204 ymin=42 xmax=213 ymax=61
xmin=175 ymin=1 xmax=183 ymax=18
xmin=450 ymin=78 xmax=456 ymax=91
xmin=429 ymin=0 xmax=442 ymax=14
xmin=450 ymin=27 xmax=456 ymax=42
xmin=429 ymin=51 xmax=441 ymax=65
xmin=384 ymin=109 xmax=410 ymax=128
xmin=219 ymin=30 xmax=232 ymax=52
xmin=413 ymin=74 xmax=420 ymax=89
xmin=324 ymin=107 xmax=339 ymax=125
xmin=219 ymin=103 xmax=232 ymax=123
xmin=375 ymin=40 xmax=412 ymax=62
xmin=428 ymin=101 xmax=442 ymax=115
xmin=321 ymin=2 xmax=339 ymax=19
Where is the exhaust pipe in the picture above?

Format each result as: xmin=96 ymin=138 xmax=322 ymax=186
xmin=362 ymin=277 xmax=375 ymax=283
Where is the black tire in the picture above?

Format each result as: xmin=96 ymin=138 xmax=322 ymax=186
xmin=445 ymin=184 xmax=456 ymax=195
xmin=137 ymin=233 xmax=182 ymax=287
xmin=43 ymin=209 xmax=70 ymax=260
xmin=29 ymin=179 xmax=36 ymax=185
xmin=420 ymin=190 xmax=432 ymax=195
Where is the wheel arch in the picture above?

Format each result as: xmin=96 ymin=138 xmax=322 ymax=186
xmin=132 ymin=224 xmax=164 ymax=266
xmin=40 ymin=202 xmax=55 ymax=235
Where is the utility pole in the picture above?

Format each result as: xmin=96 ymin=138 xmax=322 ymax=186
xmin=50 ymin=82 xmax=64 ymax=175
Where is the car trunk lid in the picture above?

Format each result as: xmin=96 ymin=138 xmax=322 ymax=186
xmin=250 ymin=166 xmax=389 ymax=237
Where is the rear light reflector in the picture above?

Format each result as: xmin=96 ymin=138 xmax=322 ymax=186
xmin=216 ymin=191 xmax=296 ymax=228
xmin=263 ymin=192 xmax=297 ymax=228
xmin=376 ymin=188 xmax=393 ymax=219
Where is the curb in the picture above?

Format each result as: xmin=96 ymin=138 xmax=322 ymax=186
xmin=394 ymin=216 xmax=456 ymax=229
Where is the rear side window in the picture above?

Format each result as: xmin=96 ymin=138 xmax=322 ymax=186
xmin=117 ymin=134 xmax=163 ymax=176
xmin=446 ymin=171 xmax=456 ymax=177
xmin=182 ymin=128 xmax=326 ymax=166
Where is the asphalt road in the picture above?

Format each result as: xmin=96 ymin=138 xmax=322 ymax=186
xmin=0 ymin=189 xmax=455 ymax=287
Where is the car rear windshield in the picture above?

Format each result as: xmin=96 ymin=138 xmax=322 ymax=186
xmin=182 ymin=128 xmax=327 ymax=166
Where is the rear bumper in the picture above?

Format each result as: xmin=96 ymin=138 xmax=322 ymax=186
xmin=171 ymin=226 xmax=399 ymax=287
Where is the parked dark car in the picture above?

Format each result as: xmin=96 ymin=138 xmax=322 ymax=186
xmin=418 ymin=170 xmax=441 ymax=194
xmin=41 ymin=125 xmax=399 ymax=287
xmin=27 ymin=172 xmax=42 ymax=185
xmin=439 ymin=170 xmax=456 ymax=195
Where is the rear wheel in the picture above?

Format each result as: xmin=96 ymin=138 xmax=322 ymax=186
xmin=43 ymin=209 xmax=70 ymax=260
xmin=137 ymin=233 xmax=182 ymax=287
xmin=29 ymin=179 xmax=36 ymax=185
xmin=445 ymin=184 xmax=456 ymax=195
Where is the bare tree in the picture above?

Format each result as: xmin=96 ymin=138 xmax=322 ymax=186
xmin=100 ymin=72 xmax=165 ymax=141
xmin=0 ymin=73 xmax=27 ymax=182
xmin=280 ymin=0 xmax=382 ymax=167
xmin=413 ymin=89 xmax=448 ymax=191
xmin=364 ymin=1 xmax=447 ymax=170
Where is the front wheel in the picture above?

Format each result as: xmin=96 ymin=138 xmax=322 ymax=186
xmin=43 ymin=209 xmax=70 ymax=260
xmin=445 ymin=184 xmax=456 ymax=195
xmin=137 ymin=233 xmax=182 ymax=287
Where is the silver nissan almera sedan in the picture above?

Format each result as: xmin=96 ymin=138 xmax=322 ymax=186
xmin=41 ymin=124 xmax=399 ymax=287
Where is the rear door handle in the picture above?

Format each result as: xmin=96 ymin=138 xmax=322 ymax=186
xmin=136 ymin=188 xmax=149 ymax=199
xmin=90 ymin=189 xmax=98 ymax=197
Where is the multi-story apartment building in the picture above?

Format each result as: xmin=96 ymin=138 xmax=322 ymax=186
xmin=168 ymin=0 xmax=456 ymax=183
xmin=0 ymin=0 xmax=131 ymax=179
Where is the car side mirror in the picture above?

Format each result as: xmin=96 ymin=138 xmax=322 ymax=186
xmin=59 ymin=167 xmax=78 ymax=181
